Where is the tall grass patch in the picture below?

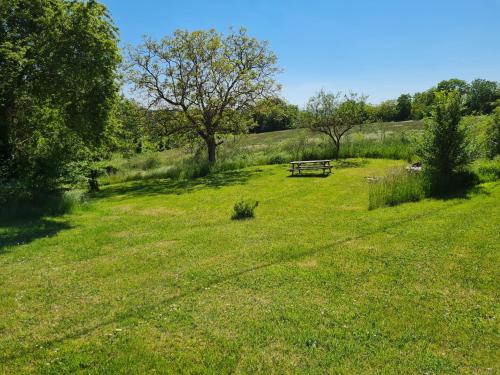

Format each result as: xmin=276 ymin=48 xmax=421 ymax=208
xmin=470 ymin=157 xmax=500 ymax=182
xmin=368 ymin=168 xmax=428 ymax=210
xmin=0 ymin=186 xmax=87 ymax=219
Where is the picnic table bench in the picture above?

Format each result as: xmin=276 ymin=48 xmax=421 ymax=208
xmin=289 ymin=160 xmax=332 ymax=176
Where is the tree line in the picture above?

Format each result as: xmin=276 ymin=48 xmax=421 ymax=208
xmin=366 ymin=78 xmax=499 ymax=123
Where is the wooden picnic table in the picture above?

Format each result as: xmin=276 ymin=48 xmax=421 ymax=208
xmin=289 ymin=160 xmax=332 ymax=176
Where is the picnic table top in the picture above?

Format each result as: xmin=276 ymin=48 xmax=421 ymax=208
xmin=290 ymin=159 xmax=331 ymax=164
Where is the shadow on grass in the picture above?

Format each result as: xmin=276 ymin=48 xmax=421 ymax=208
xmin=0 ymin=218 xmax=71 ymax=254
xmin=0 ymin=190 xmax=78 ymax=254
xmin=335 ymin=159 xmax=369 ymax=169
xmin=288 ymin=173 xmax=330 ymax=178
xmin=432 ymin=184 xmax=491 ymax=201
xmin=95 ymin=169 xmax=257 ymax=201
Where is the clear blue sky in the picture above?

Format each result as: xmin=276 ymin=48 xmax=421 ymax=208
xmin=102 ymin=0 xmax=500 ymax=106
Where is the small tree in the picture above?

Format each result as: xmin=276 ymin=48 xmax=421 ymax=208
xmin=127 ymin=28 xmax=280 ymax=164
xmin=417 ymin=91 xmax=469 ymax=189
xmin=303 ymin=90 xmax=366 ymax=159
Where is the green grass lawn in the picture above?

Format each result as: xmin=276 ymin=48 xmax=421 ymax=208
xmin=1 ymin=159 xmax=498 ymax=374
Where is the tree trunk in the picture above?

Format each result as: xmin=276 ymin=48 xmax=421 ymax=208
xmin=207 ymin=137 xmax=217 ymax=164
xmin=334 ymin=141 xmax=340 ymax=160
xmin=88 ymin=169 xmax=100 ymax=192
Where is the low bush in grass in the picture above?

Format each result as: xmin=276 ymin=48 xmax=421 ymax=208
xmin=368 ymin=168 xmax=428 ymax=210
xmin=231 ymin=199 xmax=259 ymax=220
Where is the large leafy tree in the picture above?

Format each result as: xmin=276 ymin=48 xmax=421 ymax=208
xmin=126 ymin=28 xmax=280 ymax=164
xmin=303 ymin=90 xmax=366 ymax=159
xmin=0 ymin=0 xmax=120 ymax=189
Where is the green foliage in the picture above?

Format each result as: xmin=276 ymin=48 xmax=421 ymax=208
xmin=251 ymin=97 xmax=299 ymax=132
xmin=113 ymin=98 xmax=149 ymax=155
xmin=231 ymin=199 xmax=259 ymax=220
xmin=376 ymin=100 xmax=399 ymax=122
xmin=465 ymin=79 xmax=499 ymax=115
xmin=0 ymin=0 xmax=121 ymax=189
xmin=462 ymin=114 xmax=500 ymax=160
xmin=470 ymin=157 xmax=500 ymax=182
xmin=396 ymin=94 xmax=412 ymax=121
xmin=368 ymin=168 xmax=428 ymax=210
xmin=303 ymin=90 xmax=366 ymax=158
xmin=492 ymin=105 xmax=500 ymax=156
xmin=411 ymin=90 xmax=435 ymax=120
xmin=417 ymin=91 xmax=469 ymax=186
xmin=362 ymin=103 xmax=380 ymax=123
xmin=127 ymin=28 xmax=280 ymax=164
xmin=436 ymin=78 xmax=469 ymax=94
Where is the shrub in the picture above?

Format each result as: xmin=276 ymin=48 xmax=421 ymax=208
xmin=368 ymin=168 xmax=428 ymax=210
xmin=231 ymin=199 xmax=259 ymax=220
xmin=417 ymin=91 xmax=469 ymax=188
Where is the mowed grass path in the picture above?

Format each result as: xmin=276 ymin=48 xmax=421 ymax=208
xmin=1 ymin=159 xmax=498 ymax=374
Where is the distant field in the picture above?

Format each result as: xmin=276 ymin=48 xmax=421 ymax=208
xmin=1 ymin=159 xmax=498 ymax=373
xmin=105 ymin=120 xmax=424 ymax=184
xmin=217 ymin=119 xmax=423 ymax=148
